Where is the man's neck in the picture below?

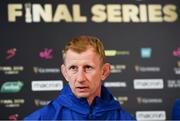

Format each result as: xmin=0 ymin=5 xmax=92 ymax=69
xmin=87 ymin=96 xmax=95 ymax=105
xmin=87 ymin=87 xmax=102 ymax=105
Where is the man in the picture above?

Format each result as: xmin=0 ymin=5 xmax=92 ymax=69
xmin=24 ymin=35 xmax=135 ymax=120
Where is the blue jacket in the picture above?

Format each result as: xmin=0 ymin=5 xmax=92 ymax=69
xmin=24 ymin=85 xmax=135 ymax=120
xmin=172 ymin=99 xmax=180 ymax=120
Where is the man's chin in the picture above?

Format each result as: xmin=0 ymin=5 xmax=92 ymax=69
xmin=75 ymin=93 xmax=89 ymax=98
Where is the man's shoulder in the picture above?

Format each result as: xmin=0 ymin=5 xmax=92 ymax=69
xmin=23 ymin=96 xmax=63 ymax=120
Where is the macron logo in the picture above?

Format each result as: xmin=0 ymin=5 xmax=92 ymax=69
xmin=134 ymin=79 xmax=164 ymax=89
xmin=32 ymin=80 xmax=63 ymax=91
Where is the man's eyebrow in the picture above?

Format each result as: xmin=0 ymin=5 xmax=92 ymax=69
xmin=84 ymin=64 xmax=93 ymax=67
xmin=68 ymin=64 xmax=76 ymax=68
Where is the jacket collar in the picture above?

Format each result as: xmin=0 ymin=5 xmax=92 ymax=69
xmin=55 ymin=84 xmax=121 ymax=114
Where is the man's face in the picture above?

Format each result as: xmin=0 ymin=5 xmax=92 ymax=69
xmin=61 ymin=47 xmax=109 ymax=99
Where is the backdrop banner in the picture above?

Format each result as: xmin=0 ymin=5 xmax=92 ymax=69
xmin=0 ymin=0 xmax=179 ymax=120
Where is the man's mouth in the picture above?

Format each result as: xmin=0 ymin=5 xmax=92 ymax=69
xmin=76 ymin=86 xmax=89 ymax=91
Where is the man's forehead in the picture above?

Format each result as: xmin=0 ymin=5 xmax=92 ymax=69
xmin=66 ymin=47 xmax=96 ymax=55
xmin=64 ymin=48 xmax=100 ymax=62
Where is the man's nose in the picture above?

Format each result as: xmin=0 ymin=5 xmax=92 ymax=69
xmin=77 ymin=69 xmax=86 ymax=83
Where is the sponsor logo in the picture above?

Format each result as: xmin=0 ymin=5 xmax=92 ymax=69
xmin=0 ymin=99 xmax=25 ymax=108
xmin=39 ymin=48 xmax=53 ymax=59
xmin=173 ymin=47 xmax=180 ymax=58
xmin=105 ymin=50 xmax=130 ymax=56
xmin=6 ymin=48 xmax=17 ymax=60
xmin=111 ymin=64 xmax=126 ymax=73
xmin=136 ymin=111 xmax=166 ymax=120
xmin=32 ymin=80 xmax=63 ymax=91
xmin=33 ymin=67 xmax=60 ymax=74
xmin=114 ymin=96 xmax=128 ymax=105
xmin=0 ymin=66 xmax=24 ymax=75
xmin=134 ymin=79 xmax=164 ymax=89
xmin=140 ymin=48 xmax=152 ymax=58
xmin=8 ymin=114 xmax=19 ymax=120
xmin=167 ymin=80 xmax=180 ymax=88
xmin=177 ymin=61 xmax=180 ymax=67
xmin=135 ymin=65 xmax=160 ymax=72
xmin=137 ymin=97 xmax=163 ymax=104
xmin=174 ymin=62 xmax=180 ymax=75
xmin=34 ymin=99 xmax=50 ymax=107
xmin=174 ymin=67 xmax=180 ymax=75
xmin=0 ymin=81 xmax=24 ymax=93
xmin=104 ymin=82 xmax=127 ymax=88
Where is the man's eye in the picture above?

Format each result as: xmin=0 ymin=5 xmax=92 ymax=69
xmin=85 ymin=65 xmax=93 ymax=71
xmin=69 ymin=66 xmax=77 ymax=71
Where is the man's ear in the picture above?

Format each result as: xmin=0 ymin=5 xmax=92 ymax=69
xmin=61 ymin=64 xmax=69 ymax=82
xmin=101 ymin=63 xmax=111 ymax=81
